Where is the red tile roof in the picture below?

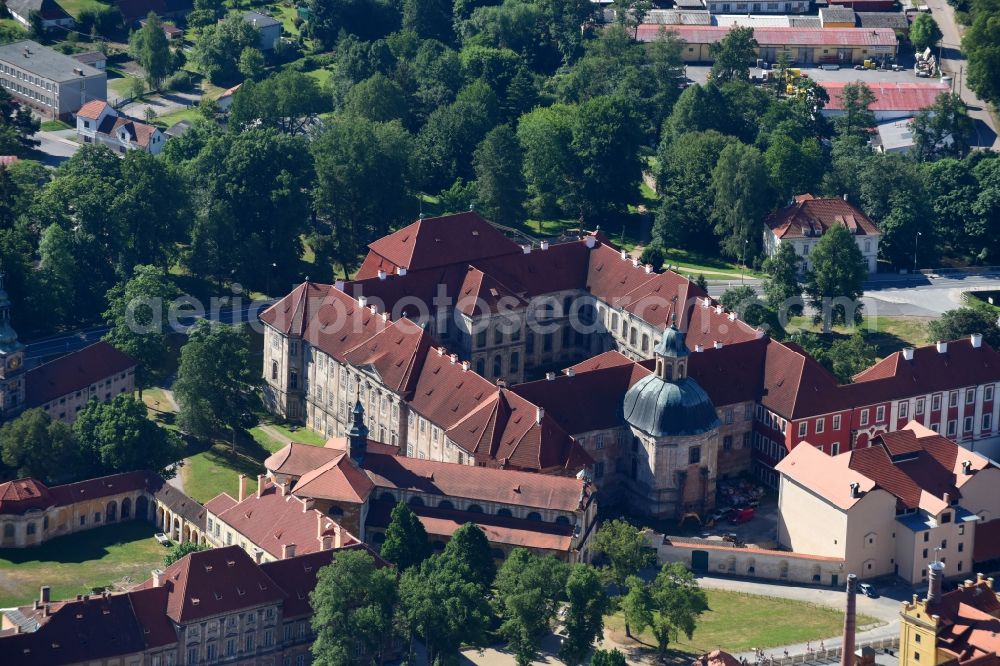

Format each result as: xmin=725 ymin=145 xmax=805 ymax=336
xmin=852 ymin=338 xmax=1000 ymax=394
xmin=341 ymin=318 xmax=432 ymax=395
xmin=0 ymin=478 xmax=54 ymax=515
xmin=761 ymin=339 xmax=841 ymax=419
xmin=24 ymin=341 xmax=135 ymax=408
xmin=135 ymin=546 xmax=286 ymax=623
xmin=291 ymin=451 xmax=375 ymax=504
xmin=75 ymin=99 xmax=110 ymax=120
xmin=928 ymin=580 xmax=1000 ymax=665
xmin=362 ymin=211 xmax=523 ymax=276
xmin=264 ymin=443 xmax=342 ymax=479
xmin=638 ymin=25 xmax=898 ymax=47
xmin=822 ymin=81 xmax=950 ymax=112
xmin=210 ymin=478 xmax=358 ymax=559
xmin=203 ymin=492 xmax=237 ymax=515
xmin=47 ymin=470 xmax=152 ymax=506
xmin=0 ymin=156 xmax=18 ymax=167
xmin=766 ymin=194 xmax=880 ymax=240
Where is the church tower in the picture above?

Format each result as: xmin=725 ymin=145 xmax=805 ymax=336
xmin=348 ymin=398 xmax=369 ymax=465
xmin=0 ymin=273 xmax=26 ymax=420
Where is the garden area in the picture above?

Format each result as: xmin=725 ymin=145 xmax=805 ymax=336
xmin=0 ymin=521 xmax=165 ymax=608
xmin=604 ymin=588 xmax=881 ymax=657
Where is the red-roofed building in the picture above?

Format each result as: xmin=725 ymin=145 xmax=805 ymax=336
xmin=76 ymin=103 xmax=166 ymax=155
xmin=262 ymin=405 xmax=598 ymax=562
xmin=821 ymin=81 xmax=952 ymax=120
xmin=0 ymin=543 xmax=388 ymax=666
xmin=764 ymin=194 xmax=881 ymax=274
xmin=24 ymin=341 xmax=136 ymax=422
xmin=776 ymin=422 xmax=1000 ymax=583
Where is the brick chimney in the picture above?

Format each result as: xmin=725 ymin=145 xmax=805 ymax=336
xmin=152 ymin=569 xmax=165 ymax=588
xmin=256 ymin=474 xmax=266 ymax=499
xmin=253 ymin=548 xmax=264 ymax=564
xmin=841 ymin=574 xmax=857 ymax=666
xmin=282 ymin=543 xmax=296 ymax=559
xmin=319 ymin=534 xmax=333 ymax=551
xmin=317 ymin=512 xmax=324 ymax=539
xmin=334 ymin=523 xmax=342 ymax=549
xmin=238 ymin=474 xmax=248 ymax=503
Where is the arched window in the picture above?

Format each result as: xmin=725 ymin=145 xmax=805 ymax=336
xmin=510 ymin=352 xmax=520 ymax=373
xmin=379 ymin=492 xmax=395 ymax=503
xmin=42 ymin=516 xmax=48 ymax=530
xmin=475 ymin=358 xmax=485 ymax=375
xmin=408 ymin=496 xmax=424 ymax=508
xmin=2 ymin=524 xmax=12 ymax=538
xmin=497 ymin=508 xmax=512 ymax=517
xmin=621 ymin=318 xmax=628 ymax=335
xmin=106 ymin=501 xmax=117 ymax=523
xmin=493 ymin=355 xmax=502 ymax=377
xmin=327 ymin=506 xmax=344 ymax=517
xmin=611 ymin=313 xmax=620 ymax=331
xmin=271 ymin=361 xmax=278 ymax=380
xmin=526 ymin=512 xmax=542 ymax=521
xmin=438 ymin=500 xmax=454 ymax=510
xmin=642 ymin=334 xmax=649 ymax=352
xmin=666 ymin=365 xmax=673 ymax=380
xmin=629 ymin=328 xmax=637 ymax=345
xmin=555 ymin=516 xmax=570 ymax=525
xmin=467 ymin=504 xmax=483 ymax=513
xmin=121 ymin=497 xmax=132 ymax=519
xmin=677 ymin=362 xmax=685 ymax=379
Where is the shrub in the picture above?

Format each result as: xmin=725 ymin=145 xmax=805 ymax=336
xmin=163 ymin=70 xmax=193 ymax=92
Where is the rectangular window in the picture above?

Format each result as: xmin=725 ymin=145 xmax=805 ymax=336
xmin=689 ymin=446 xmax=701 ymax=464
xmin=723 ymin=435 xmax=733 ymax=450
xmin=967 ymin=389 xmax=976 ymax=405
xmin=833 ymin=414 xmax=841 ymax=430
xmin=815 ymin=418 xmax=825 ymax=434
xmin=950 ymin=391 xmax=959 ymax=408
xmin=798 ymin=422 xmax=807 ymax=438
xmin=965 ymin=416 xmax=974 ymax=432
xmin=948 ymin=420 xmax=957 ymax=436
xmin=245 ymin=634 xmax=255 ymax=651
xmin=986 ymin=385 xmax=994 ymax=402
xmin=596 ymin=434 xmax=605 ymax=450
xmin=941 ymin=513 xmax=951 ymax=524
xmin=876 ymin=405 xmax=885 ymax=422
xmin=933 ymin=394 xmax=942 ymax=411
xmin=188 ymin=647 xmax=199 ymax=665
xmin=984 ymin=414 xmax=993 ymax=431
xmin=595 ymin=462 xmax=605 ymax=479
xmin=916 ymin=397 xmax=925 ymax=415
xmin=860 ymin=409 xmax=869 ymax=426
xmin=958 ymin=542 xmax=964 ymax=553
xmin=899 ymin=402 xmax=908 ymax=419
xmin=831 ymin=442 xmax=840 ymax=455
xmin=725 ymin=408 xmax=734 ymax=424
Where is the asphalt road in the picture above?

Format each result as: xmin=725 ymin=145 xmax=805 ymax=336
xmin=22 ymin=299 xmax=276 ymax=366
xmin=923 ymin=0 xmax=1000 ymax=149
xmin=31 ymin=129 xmax=79 ymax=167
xmin=707 ymin=272 xmax=1000 ymax=317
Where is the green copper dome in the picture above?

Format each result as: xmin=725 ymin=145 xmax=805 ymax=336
xmin=655 ymin=325 xmax=689 ymax=358
xmin=623 ymin=375 xmax=719 ymax=438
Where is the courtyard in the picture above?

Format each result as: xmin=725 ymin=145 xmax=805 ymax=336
xmin=0 ymin=521 xmax=165 ymax=608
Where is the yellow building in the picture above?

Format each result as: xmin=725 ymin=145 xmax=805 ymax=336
xmin=899 ymin=564 xmax=1000 ymax=666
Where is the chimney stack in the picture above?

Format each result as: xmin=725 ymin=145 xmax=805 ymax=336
xmin=334 ymin=279 xmax=345 ymax=292
xmin=936 ymin=341 xmax=948 ymax=354
xmin=317 ymin=512 xmax=324 ymax=539
xmin=714 ymin=341 xmax=723 ymax=349
xmin=280 ymin=482 xmax=289 ymax=497
xmin=695 ymin=344 xmax=704 ymax=353
xmin=545 ymin=372 xmax=555 ymax=381
xmin=256 ymin=474 xmax=266 ymax=499
xmin=377 ymin=270 xmax=387 ymax=280
xmin=849 ymin=482 xmax=860 ymax=498
xmin=971 ymin=333 xmax=983 ymax=348
xmin=319 ymin=534 xmax=333 ymax=551
xmin=566 ymin=368 xmax=576 ymax=378
xmin=621 ymin=249 xmax=628 ymax=261
xmin=358 ymin=295 xmax=368 ymax=309
xmin=282 ymin=543 xmax=296 ymax=560
xmin=40 ymin=586 xmax=50 ymax=604
xmin=540 ymin=241 xmax=549 ymax=251
xmin=962 ymin=460 xmax=973 ymax=475
xmin=928 ymin=560 xmax=945 ymax=604
xmin=334 ymin=523 xmax=343 ymax=549
xmin=841 ymin=574 xmax=857 ymax=666
xmin=398 ymin=267 xmax=407 ymax=276
xmin=152 ymin=569 xmax=165 ymax=588
xmin=238 ymin=474 xmax=248 ymax=503
xmin=536 ymin=407 xmax=544 ymax=424
xmin=902 ymin=347 xmax=914 ymax=361
xmin=253 ymin=548 xmax=264 ymax=564
xmin=584 ymin=236 xmax=596 ymax=249
xmin=522 ymin=245 xmax=532 ymax=254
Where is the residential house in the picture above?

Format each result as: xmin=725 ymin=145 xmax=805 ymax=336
xmin=0 ymin=40 xmax=106 ymax=119
xmin=3 ymin=0 xmax=73 ymax=30
xmin=75 ymin=100 xmax=165 ymax=155
xmin=763 ymin=194 xmax=881 ymax=274
xmin=776 ymin=422 xmax=1000 ymax=583
xmin=242 ymin=11 xmax=281 ymax=50
xmin=116 ymin=0 xmax=192 ymax=28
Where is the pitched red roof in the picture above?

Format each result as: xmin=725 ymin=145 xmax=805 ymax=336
xmin=638 ymin=25 xmax=898 ymax=47
xmin=203 ymin=492 xmax=237 ymax=516
xmin=258 ymin=543 xmax=380 ymax=618
xmin=291 ymin=451 xmax=375 ymax=504
xmin=48 ymin=470 xmax=152 ymax=506
xmin=761 ymin=339 xmax=841 ymax=419
xmin=264 ymin=443 xmax=341 ymax=479
xmin=766 ymin=194 xmax=880 ymax=240
xmin=822 ymin=81 xmax=950 ymax=112
xmin=686 ymin=338 xmax=767 ymax=406
xmin=0 ymin=478 xmax=54 ymax=515
xmin=362 ymin=212 xmax=522 ymax=276
xmin=852 ymin=338 xmax=1000 ymax=395
xmin=341 ymin=318 xmax=432 ymax=395
xmin=24 ymin=341 xmax=135 ymax=408
xmin=136 ymin=546 xmax=286 ymax=623
xmin=75 ymin=99 xmax=110 ymax=120
xmin=211 ymin=478 xmax=358 ymax=559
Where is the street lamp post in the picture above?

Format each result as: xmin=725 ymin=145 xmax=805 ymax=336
xmin=914 ymin=232 xmax=922 ymax=273
xmin=741 ymin=239 xmax=749 ymax=285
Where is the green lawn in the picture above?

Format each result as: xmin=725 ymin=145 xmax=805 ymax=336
xmin=152 ymin=107 xmax=202 ymax=129
xmin=304 ymin=66 xmax=334 ymax=87
xmin=605 ymin=588 xmax=881 ymax=656
xmin=181 ymin=443 xmax=265 ymax=504
xmin=265 ymin=422 xmax=325 ymax=445
xmin=40 ymin=119 xmax=72 ymax=131
xmin=787 ymin=315 xmax=933 ymax=359
xmin=268 ymin=2 xmax=301 ymax=36
xmin=662 ymin=248 xmax=760 ymax=279
xmin=0 ymin=521 xmax=166 ymax=608
xmin=249 ymin=425 xmax=285 ymax=453
xmin=57 ymin=0 xmax=113 ymax=18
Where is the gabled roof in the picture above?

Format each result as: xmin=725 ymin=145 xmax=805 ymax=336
xmin=0 ymin=478 xmax=54 ymax=515
xmin=264 ymin=442 xmax=341 ymax=479
xmin=362 ymin=212 xmax=522 ymax=275
xmin=210 ymin=479 xmax=357 ymax=559
xmin=775 ymin=438 xmax=878 ymax=511
xmin=761 ymin=339 xmax=841 ymax=419
xmin=4 ymin=0 xmax=71 ymax=21
xmin=291 ymin=451 xmax=375 ymax=504
xmin=822 ymin=81 xmax=950 ymax=112
xmin=136 ymin=546 xmax=286 ymax=623
xmin=341 ymin=318 xmax=432 ymax=396
xmin=107 ymin=116 xmax=159 ymax=148
xmin=851 ymin=337 xmax=1000 ymax=393
xmin=24 ymin=341 xmax=135 ymax=408
xmin=259 ymin=543 xmax=380 ymax=618
xmin=75 ymin=99 xmax=110 ymax=120
xmin=766 ymin=194 xmax=880 ymax=239
xmin=48 ymin=470 xmax=151 ymax=506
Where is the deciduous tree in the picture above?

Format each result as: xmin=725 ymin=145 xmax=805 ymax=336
xmin=129 ymin=12 xmax=174 ymax=88
xmin=379 ymin=502 xmax=431 ymax=572
xmin=559 ymin=564 xmax=609 ymax=665
xmin=75 ymin=395 xmax=183 ymax=476
xmin=761 ymin=242 xmax=803 ymax=315
xmin=164 ymin=541 xmax=208 ymax=565
xmin=928 ymin=306 xmax=1000 ymax=348
xmin=709 ymin=26 xmax=756 ymax=83
xmin=0 ymin=408 xmax=82 ymax=483
xmin=647 ymin=562 xmax=709 ymax=655
xmin=592 ymin=519 xmax=654 ymax=637
xmin=834 ymin=81 xmax=876 ymax=138
xmin=912 ymin=93 xmax=974 ymax=161
xmin=710 ymin=142 xmax=771 ymax=260
xmin=804 ymin=224 xmax=867 ymax=330
xmin=473 ymin=124 xmax=525 ymax=226
xmin=910 ymin=13 xmax=943 ymax=51
xmin=494 ymin=548 xmax=569 ymax=666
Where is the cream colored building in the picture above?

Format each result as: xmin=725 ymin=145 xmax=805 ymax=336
xmin=776 ymin=422 xmax=1000 ymax=583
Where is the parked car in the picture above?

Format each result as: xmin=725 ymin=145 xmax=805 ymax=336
xmin=858 ymin=583 xmax=879 ymax=598
xmin=154 ymin=532 xmax=171 ymax=546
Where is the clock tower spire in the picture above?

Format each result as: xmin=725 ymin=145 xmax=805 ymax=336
xmin=0 ymin=272 xmax=26 ymax=420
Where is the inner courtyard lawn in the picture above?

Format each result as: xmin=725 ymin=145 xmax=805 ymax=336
xmin=605 ymin=588 xmax=881 ymax=656
xmin=180 ymin=443 xmax=264 ymax=504
xmin=0 ymin=521 xmax=166 ymax=608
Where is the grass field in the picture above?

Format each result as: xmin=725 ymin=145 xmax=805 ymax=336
xmin=268 ymin=2 xmax=301 ymax=36
xmin=249 ymin=425 xmax=284 ymax=453
xmin=54 ymin=0 xmax=112 ymax=17
xmin=153 ymin=107 xmax=202 ymax=129
xmin=265 ymin=422 xmax=325 ymax=445
xmin=40 ymin=119 xmax=73 ymax=131
xmin=662 ymin=248 xmax=760 ymax=279
xmin=180 ymin=443 xmax=264 ymax=504
xmin=605 ymin=588 xmax=881 ymax=656
xmin=787 ymin=315 xmax=932 ymax=359
xmin=0 ymin=521 xmax=165 ymax=608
